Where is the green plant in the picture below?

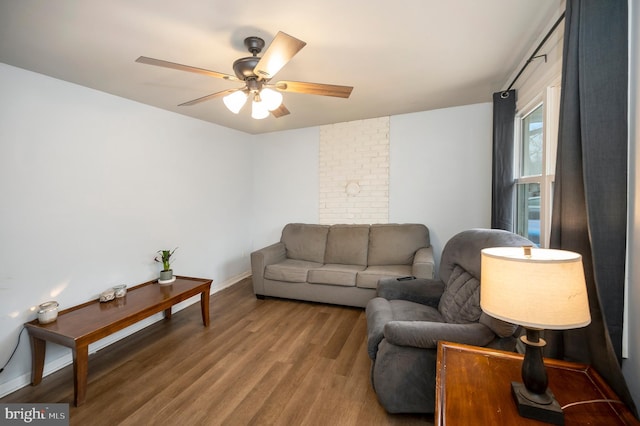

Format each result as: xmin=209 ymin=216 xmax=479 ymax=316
xmin=154 ymin=247 xmax=178 ymax=271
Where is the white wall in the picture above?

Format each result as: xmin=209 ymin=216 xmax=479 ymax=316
xmin=0 ymin=63 xmax=253 ymax=396
xmin=389 ymin=103 xmax=493 ymax=271
xmin=622 ymin=0 xmax=640 ymax=410
xmin=250 ymin=127 xmax=319 ymax=249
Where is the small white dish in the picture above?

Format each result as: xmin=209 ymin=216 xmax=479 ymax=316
xmin=100 ymin=289 xmax=115 ymax=302
xmin=113 ymin=284 xmax=127 ymax=298
xmin=158 ymin=277 xmax=176 ymax=285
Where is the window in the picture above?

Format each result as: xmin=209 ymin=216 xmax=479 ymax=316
xmin=514 ymin=85 xmax=560 ymax=247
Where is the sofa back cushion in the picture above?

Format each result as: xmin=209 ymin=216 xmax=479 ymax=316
xmin=324 ymin=224 xmax=370 ymax=265
xmin=367 ymin=224 xmax=430 ymax=266
xmin=281 ymin=223 xmax=329 ymax=263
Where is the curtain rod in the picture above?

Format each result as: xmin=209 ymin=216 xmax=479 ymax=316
xmin=501 ymin=11 xmax=566 ymax=97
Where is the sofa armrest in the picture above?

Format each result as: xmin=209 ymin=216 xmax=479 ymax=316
xmin=377 ymin=278 xmax=444 ymax=308
xmin=250 ymin=242 xmax=286 ymax=296
xmin=412 ymin=246 xmax=435 ymax=279
xmin=383 ymin=321 xmax=496 ymax=349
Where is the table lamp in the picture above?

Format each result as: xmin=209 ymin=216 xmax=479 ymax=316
xmin=480 ymin=246 xmax=591 ymax=425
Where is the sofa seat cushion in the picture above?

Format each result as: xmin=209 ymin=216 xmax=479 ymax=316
xmin=264 ymin=259 xmax=323 ymax=283
xmin=388 ymin=299 xmax=444 ymax=322
xmin=357 ymin=265 xmax=413 ymax=289
xmin=308 ymin=264 xmax=365 ymax=287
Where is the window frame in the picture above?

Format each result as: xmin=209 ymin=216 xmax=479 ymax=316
xmin=514 ymin=83 xmax=560 ymax=248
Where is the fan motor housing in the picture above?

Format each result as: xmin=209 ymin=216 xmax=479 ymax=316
xmin=232 ymin=56 xmax=260 ymax=80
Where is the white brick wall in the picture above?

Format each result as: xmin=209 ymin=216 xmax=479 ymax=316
xmin=319 ymin=117 xmax=389 ymax=224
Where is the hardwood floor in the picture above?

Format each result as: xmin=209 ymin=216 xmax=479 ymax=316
xmin=1 ymin=278 xmax=434 ymax=425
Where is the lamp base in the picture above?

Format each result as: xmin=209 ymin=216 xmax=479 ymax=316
xmin=511 ymin=382 xmax=564 ymax=425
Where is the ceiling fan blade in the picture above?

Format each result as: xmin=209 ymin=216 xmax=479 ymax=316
xmin=271 ymin=104 xmax=290 ymax=118
xmin=254 ymin=32 xmax=306 ymax=80
xmin=136 ymin=56 xmax=239 ymax=81
xmin=275 ymin=81 xmax=353 ymax=98
xmin=178 ymin=88 xmax=241 ymax=106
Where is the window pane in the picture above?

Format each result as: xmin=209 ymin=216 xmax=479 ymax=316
xmin=521 ymin=105 xmax=543 ymax=176
xmin=516 ymin=183 xmax=540 ymax=245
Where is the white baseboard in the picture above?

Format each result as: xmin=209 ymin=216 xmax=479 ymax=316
xmin=0 ymin=352 xmax=74 ymax=400
xmin=0 ymin=272 xmax=251 ymax=399
xmin=213 ymin=271 xmax=251 ymax=293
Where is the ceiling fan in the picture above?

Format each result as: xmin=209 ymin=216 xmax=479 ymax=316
xmin=136 ymin=31 xmax=353 ymax=119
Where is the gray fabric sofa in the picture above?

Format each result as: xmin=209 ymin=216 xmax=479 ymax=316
xmin=365 ymin=228 xmax=535 ymax=413
xmin=250 ymin=223 xmax=434 ymax=307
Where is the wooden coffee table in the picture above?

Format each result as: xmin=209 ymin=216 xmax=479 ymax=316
xmin=24 ymin=276 xmax=212 ymax=406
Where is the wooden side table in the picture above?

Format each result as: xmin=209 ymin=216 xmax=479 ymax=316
xmin=25 ymin=276 xmax=212 ymax=406
xmin=435 ymin=341 xmax=639 ymax=425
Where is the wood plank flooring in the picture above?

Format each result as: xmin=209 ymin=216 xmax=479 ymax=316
xmin=1 ymin=278 xmax=434 ymax=425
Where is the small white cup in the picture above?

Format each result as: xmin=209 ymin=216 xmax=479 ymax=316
xmin=37 ymin=301 xmax=59 ymax=324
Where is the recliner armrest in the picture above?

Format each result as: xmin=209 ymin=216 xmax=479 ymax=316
xmin=383 ymin=321 xmax=496 ymax=349
xmin=377 ymin=278 xmax=444 ymax=308
xmin=365 ymin=297 xmax=394 ymax=360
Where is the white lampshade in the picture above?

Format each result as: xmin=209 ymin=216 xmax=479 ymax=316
xmin=260 ymin=87 xmax=283 ymax=111
xmin=480 ymin=247 xmax=591 ymax=330
xmin=251 ymin=99 xmax=269 ymax=119
xmin=223 ymin=90 xmax=248 ymax=114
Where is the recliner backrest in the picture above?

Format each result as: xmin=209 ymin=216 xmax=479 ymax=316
xmin=438 ymin=228 xmax=535 ymax=284
xmin=438 ymin=264 xmax=481 ymax=324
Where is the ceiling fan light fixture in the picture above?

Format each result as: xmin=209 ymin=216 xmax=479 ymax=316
xmin=260 ymin=88 xmax=283 ymax=111
xmin=251 ymin=99 xmax=269 ymax=120
xmin=136 ymin=31 xmax=352 ymax=122
xmin=223 ymin=90 xmax=248 ymax=114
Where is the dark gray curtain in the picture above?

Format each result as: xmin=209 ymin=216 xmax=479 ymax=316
xmin=491 ymin=89 xmax=516 ymax=231
xmin=547 ymin=0 xmax=636 ymax=415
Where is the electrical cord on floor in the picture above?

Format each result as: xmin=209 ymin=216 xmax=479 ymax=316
xmin=0 ymin=327 xmax=25 ymax=374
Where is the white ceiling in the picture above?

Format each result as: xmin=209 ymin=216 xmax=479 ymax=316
xmin=0 ymin=0 xmax=562 ymax=134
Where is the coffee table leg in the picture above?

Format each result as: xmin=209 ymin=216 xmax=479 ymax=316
xmin=72 ymin=345 xmax=89 ymax=406
xmin=29 ymin=334 xmax=46 ymax=386
xmin=201 ymin=290 xmax=210 ymax=326
xmin=164 ymin=307 xmax=172 ymax=319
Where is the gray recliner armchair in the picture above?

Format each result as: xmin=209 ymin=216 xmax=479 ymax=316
xmin=365 ymin=228 xmax=535 ymax=413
